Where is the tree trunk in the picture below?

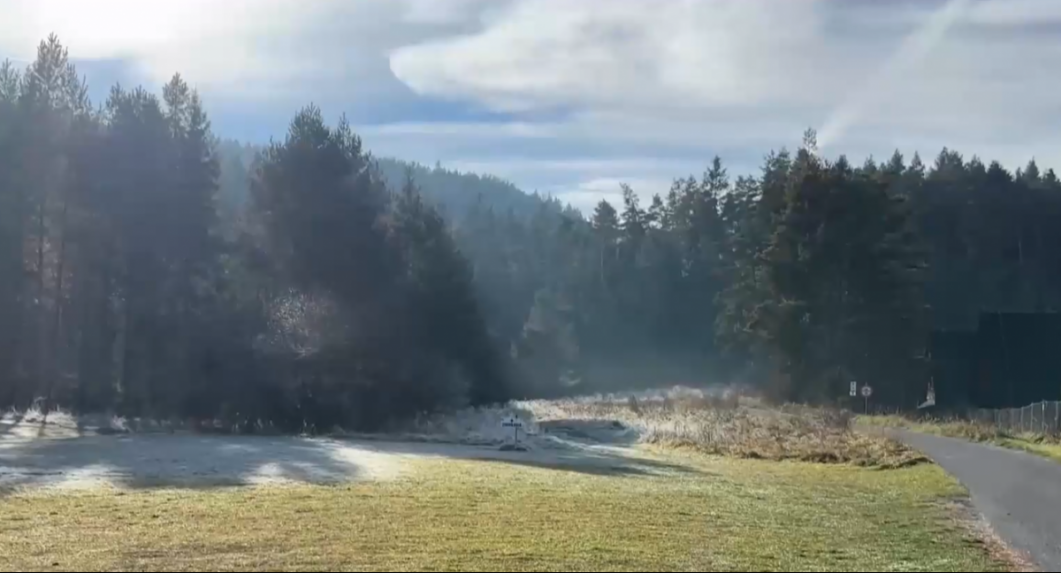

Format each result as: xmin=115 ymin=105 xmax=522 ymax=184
xmin=43 ymin=200 xmax=68 ymax=409
xmin=34 ymin=197 xmax=47 ymax=400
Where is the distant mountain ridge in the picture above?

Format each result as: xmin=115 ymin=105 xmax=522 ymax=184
xmin=375 ymin=157 xmax=575 ymax=221
xmin=216 ymin=139 xmax=571 ymax=222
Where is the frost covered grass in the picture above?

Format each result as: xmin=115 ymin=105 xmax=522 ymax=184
xmin=0 ymin=392 xmax=1011 ymax=571
xmin=388 ymin=387 xmax=924 ymax=468
xmin=1 ymin=406 xmax=222 ymax=438
xmin=512 ymin=387 xmax=925 ymax=468
xmin=1 ymin=406 xmax=86 ymax=439
xmin=359 ymin=406 xmax=542 ymax=446
xmin=4 ymin=388 xmax=925 ymax=470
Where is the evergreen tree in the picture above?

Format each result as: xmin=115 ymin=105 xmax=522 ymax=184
xmin=727 ymin=131 xmax=924 ymax=402
xmin=8 ymin=34 xmax=1061 ymax=419
xmin=391 ymin=173 xmax=507 ymax=406
xmin=0 ymin=60 xmax=25 ymax=403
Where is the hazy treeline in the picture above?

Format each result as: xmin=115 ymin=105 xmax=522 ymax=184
xmin=468 ymin=132 xmax=1061 ymax=406
xmin=213 ymin=129 xmax=1061 ymax=409
xmin=2 ymin=37 xmax=1060 ymax=429
xmin=0 ymin=37 xmax=503 ymax=430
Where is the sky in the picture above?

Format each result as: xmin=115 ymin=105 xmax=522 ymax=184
xmin=2 ymin=0 xmax=1060 ymax=213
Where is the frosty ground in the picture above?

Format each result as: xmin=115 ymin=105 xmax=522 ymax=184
xmin=0 ymin=394 xmax=1017 ymax=572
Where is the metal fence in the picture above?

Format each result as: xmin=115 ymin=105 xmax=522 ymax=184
xmin=967 ymin=401 xmax=1061 ymax=436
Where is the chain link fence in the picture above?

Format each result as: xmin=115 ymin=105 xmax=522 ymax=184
xmin=967 ymin=401 xmax=1061 ymax=436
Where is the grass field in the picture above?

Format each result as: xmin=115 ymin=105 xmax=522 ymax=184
xmin=0 ymin=454 xmax=1007 ymax=572
xmin=861 ymin=415 xmax=1061 ymax=463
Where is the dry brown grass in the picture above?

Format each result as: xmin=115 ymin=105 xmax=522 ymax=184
xmin=860 ymin=415 xmax=1010 ymax=441
xmin=518 ymin=389 xmax=926 ymax=468
xmin=861 ymin=415 xmax=1061 ymax=463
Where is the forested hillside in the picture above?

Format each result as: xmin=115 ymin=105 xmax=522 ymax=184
xmin=2 ymin=37 xmax=1060 ymax=429
xmin=215 ymin=142 xmax=570 ymax=224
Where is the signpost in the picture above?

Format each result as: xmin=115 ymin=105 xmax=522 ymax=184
xmin=501 ymin=415 xmax=524 ymax=450
xmin=849 ymin=381 xmax=858 ymax=398
xmin=860 ymin=385 xmax=873 ymax=414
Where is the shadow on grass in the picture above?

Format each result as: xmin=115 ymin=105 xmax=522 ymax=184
xmin=0 ymin=429 xmax=702 ymax=496
xmin=330 ymin=436 xmax=704 ymax=478
xmin=471 ymin=452 xmax=703 ymax=477
xmin=0 ymin=435 xmax=371 ymax=495
xmin=537 ymin=419 xmax=642 ymax=447
xmin=0 ymin=410 xmax=26 ymax=436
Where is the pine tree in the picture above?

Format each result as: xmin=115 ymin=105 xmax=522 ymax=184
xmin=391 ymin=173 xmax=507 ymax=407
xmin=252 ymin=107 xmax=395 ymax=301
xmin=8 ymin=36 xmax=91 ymax=407
xmin=745 ymin=130 xmax=924 ymax=402
xmin=0 ymin=61 xmax=25 ymax=403
xmin=514 ymin=288 xmax=579 ymax=397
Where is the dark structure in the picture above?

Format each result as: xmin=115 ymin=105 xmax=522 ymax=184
xmin=926 ymin=313 xmax=1061 ymax=409
xmin=925 ymin=330 xmax=977 ymax=408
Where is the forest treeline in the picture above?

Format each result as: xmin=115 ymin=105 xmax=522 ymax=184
xmin=2 ymin=37 xmax=1059 ymax=429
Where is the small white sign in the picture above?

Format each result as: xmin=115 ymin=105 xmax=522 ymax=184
xmin=861 ymin=385 xmax=874 ymax=398
xmin=850 ymin=381 xmax=858 ymax=397
xmin=501 ymin=416 xmax=524 ymax=429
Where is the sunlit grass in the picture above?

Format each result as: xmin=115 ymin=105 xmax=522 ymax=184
xmin=995 ymin=437 xmax=1061 ymax=463
xmin=0 ymin=455 xmax=1005 ymax=572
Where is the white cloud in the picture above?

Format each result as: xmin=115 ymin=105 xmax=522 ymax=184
xmin=2 ymin=1 xmax=313 ymax=88
xmin=965 ymin=0 xmax=1061 ymax=26
xmin=0 ymin=0 xmax=468 ymax=101
xmin=447 ymin=158 xmax=701 ymax=176
xmin=5 ymin=0 xmax=1061 ymax=212
xmin=400 ymin=0 xmax=504 ymax=25
xmin=364 ymin=121 xmax=552 ymax=139
xmin=391 ymin=0 xmax=837 ymax=113
xmin=550 ymin=177 xmax=675 ymax=215
xmin=390 ymin=0 xmax=1061 ymax=171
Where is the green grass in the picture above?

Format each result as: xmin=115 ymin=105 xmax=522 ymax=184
xmin=861 ymin=415 xmax=1061 ymax=464
xmin=995 ymin=437 xmax=1061 ymax=463
xmin=0 ymin=454 xmax=1006 ymax=572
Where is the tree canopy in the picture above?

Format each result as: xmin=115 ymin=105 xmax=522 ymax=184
xmin=2 ymin=37 xmax=1058 ymax=427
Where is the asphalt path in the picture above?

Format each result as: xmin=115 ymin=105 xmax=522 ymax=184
xmin=897 ymin=431 xmax=1061 ymax=571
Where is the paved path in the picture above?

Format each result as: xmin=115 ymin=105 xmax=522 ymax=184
xmin=897 ymin=431 xmax=1061 ymax=571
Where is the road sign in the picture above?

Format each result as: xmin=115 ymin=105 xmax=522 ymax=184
xmin=850 ymin=381 xmax=858 ymax=397
xmin=501 ymin=416 xmax=524 ymax=447
xmin=860 ymin=385 xmax=873 ymax=414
